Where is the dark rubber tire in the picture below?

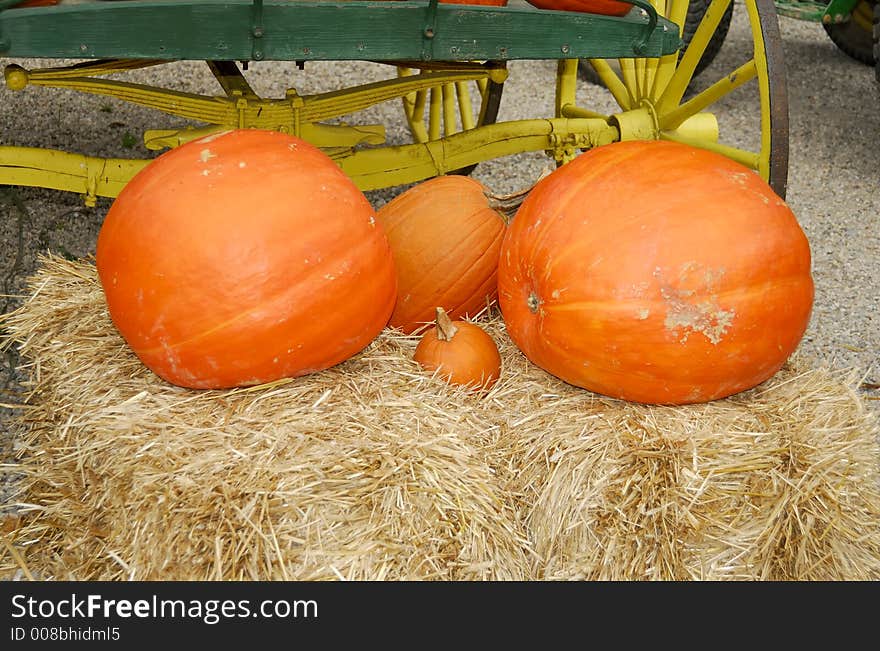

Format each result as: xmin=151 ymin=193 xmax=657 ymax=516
xmin=873 ymin=1 xmax=879 ymax=82
xmin=823 ymin=0 xmax=877 ymax=66
xmin=579 ymin=0 xmax=735 ymax=85
xmin=451 ymin=78 xmax=504 ymax=176
xmin=685 ymin=0 xmax=735 ymax=78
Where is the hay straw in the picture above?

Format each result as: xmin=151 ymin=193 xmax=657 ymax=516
xmin=1 ymin=254 xmax=879 ymax=580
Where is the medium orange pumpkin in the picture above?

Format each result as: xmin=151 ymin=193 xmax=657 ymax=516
xmin=524 ymin=0 xmax=632 ymax=16
xmin=96 ymin=129 xmax=397 ymax=390
xmin=498 ymin=140 xmax=814 ymax=405
xmin=377 ymin=175 xmax=507 ymax=334
xmin=414 ymin=307 xmax=502 ymax=391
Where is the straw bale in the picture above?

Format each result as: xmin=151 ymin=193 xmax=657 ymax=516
xmin=1 ymin=254 xmax=879 ymax=580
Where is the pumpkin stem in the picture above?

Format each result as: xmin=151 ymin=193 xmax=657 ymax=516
xmin=485 ymin=187 xmax=529 ymax=222
xmin=434 ymin=307 xmax=458 ymax=341
xmin=484 ymin=166 xmax=553 ymax=222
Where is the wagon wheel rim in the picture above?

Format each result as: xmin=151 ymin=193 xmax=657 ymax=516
xmin=397 ymin=64 xmax=505 ymax=176
xmin=581 ymin=0 xmax=789 ymax=198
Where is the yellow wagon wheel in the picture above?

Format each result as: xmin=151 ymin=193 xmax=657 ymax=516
xmin=396 ymin=62 xmax=505 ymax=175
xmin=569 ymin=0 xmax=789 ymax=197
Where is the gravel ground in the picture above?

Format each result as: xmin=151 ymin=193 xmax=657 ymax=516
xmin=1 ymin=6 xmax=878 ymax=507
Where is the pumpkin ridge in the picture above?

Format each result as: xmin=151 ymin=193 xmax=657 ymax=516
xmin=437 ymin=224 xmax=505 ymax=317
xmin=536 ymin=196 xmax=806 ymax=288
xmin=527 ymin=178 xmax=753 ymax=284
xmin=536 ymin=211 xmax=660 ymax=285
xmin=394 ymin=213 xmax=499 ymax=304
xmin=377 ymin=177 xmax=484 ymax=239
xmin=376 ymin=176 xmax=473 ymax=237
xmin=543 ymin=273 xmax=813 ymax=313
xmin=445 ymin=270 xmax=499 ymax=321
xmin=513 ymin=143 xmax=647 ymax=230
xmin=131 ymin=234 xmax=393 ymax=359
xmin=527 ymin=278 xmax=813 ymax=397
xmin=115 ymin=205 xmax=381 ymax=348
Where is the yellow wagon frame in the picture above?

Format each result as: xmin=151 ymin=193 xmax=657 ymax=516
xmin=0 ymin=0 xmax=789 ymax=205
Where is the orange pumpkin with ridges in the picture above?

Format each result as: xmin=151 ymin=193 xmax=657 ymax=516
xmin=377 ymin=175 xmax=507 ymax=334
xmin=414 ymin=307 xmax=502 ymax=391
xmin=498 ymin=140 xmax=814 ymax=405
xmin=96 ymin=129 xmax=397 ymax=389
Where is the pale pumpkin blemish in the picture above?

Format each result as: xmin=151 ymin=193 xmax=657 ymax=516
xmin=198 ymin=129 xmax=232 ymax=144
xmin=199 ymin=148 xmax=216 ymax=163
xmin=526 ymin=292 xmax=541 ymax=314
xmin=662 ymin=292 xmax=735 ymax=345
xmin=658 ymin=265 xmax=734 ymax=344
xmin=637 ymin=308 xmax=650 ymax=320
xmin=703 ymin=266 xmax=726 ymax=289
xmin=729 ymin=171 xmax=751 ymax=186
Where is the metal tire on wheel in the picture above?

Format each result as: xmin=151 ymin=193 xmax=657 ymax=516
xmin=397 ymin=64 xmax=505 ymax=176
xmin=562 ymin=0 xmax=789 ymax=197
xmin=823 ymin=0 xmax=877 ymax=66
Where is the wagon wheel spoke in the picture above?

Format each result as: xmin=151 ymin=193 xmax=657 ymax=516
xmin=582 ymin=0 xmax=789 ymax=197
xmin=397 ymin=64 xmax=505 ymax=176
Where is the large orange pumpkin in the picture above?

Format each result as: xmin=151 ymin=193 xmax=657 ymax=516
xmin=377 ymin=175 xmax=507 ymax=334
xmin=96 ymin=129 xmax=397 ymax=390
xmin=498 ymin=140 xmax=814 ymax=405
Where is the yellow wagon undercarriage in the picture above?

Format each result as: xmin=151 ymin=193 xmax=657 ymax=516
xmin=0 ymin=0 xmax=788 ymax=203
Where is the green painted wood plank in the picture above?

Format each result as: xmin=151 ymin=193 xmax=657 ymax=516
xmin=0 ymin=1 xmax=682 ymax=61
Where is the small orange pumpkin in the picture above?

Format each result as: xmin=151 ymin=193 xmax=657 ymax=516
xmin=377 ymin=175 xmax=507 ymax=334
xmin=498 ymin=140 xmax=814 ymax=405
xmin=96 ymin=129 xmax=397 ymax=390
xmin=414 ymin=307 xmax=502 ymax=391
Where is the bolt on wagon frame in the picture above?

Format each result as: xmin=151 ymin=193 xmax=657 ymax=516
xmin=0 ymin=0 xmax=789 ymax=206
